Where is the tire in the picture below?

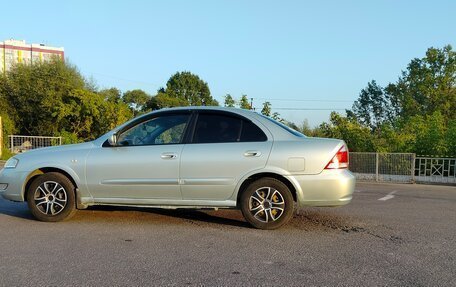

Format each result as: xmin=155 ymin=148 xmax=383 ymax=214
xmin=240 ymin=177 xmax=294 ymax=230
xmin=26 ymin=172 xmax=77 ymax=222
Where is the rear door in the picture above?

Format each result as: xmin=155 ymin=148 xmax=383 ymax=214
xmin=180 ymin=111 xmax=273 ymax=200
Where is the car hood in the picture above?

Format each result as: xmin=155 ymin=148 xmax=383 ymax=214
xmin=14 ymin=141 xmax=96 ymax=160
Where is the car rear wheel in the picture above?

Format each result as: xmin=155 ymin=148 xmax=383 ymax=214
xmin=240 ymin=177 xmax=294 ymax=230
xmin=26 ymin=172 xmax=77 ymax=222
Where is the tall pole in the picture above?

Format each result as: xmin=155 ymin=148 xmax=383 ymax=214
xmin=375 ymin=152 xmax=379 ymax=182
xmin=0 ymin=116 xmax=3 ymax=158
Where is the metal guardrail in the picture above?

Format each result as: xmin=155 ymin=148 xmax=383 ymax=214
xmin=350 ymin=152 xmax=415 ymax=183
xmin=350 ymin=152 xmax=456 ymax=185
xmin=8 ymin=135 xmax=62 ymax=153
xmin=415 ymin=157 xmax=456 ymax=184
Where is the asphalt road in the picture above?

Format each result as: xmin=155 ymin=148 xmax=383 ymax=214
xmin=0 ymin=182 xmax=455 ymax=286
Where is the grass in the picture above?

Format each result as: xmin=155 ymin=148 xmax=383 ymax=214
xmin=0 ymin=147 xmax=15 ymax=160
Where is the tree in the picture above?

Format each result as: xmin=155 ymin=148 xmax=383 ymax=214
xmin=123 ymin=89 xmax=151 ymax=115
xmin=403 ymin=111 xmax=448 ymax=156
xmin=387 ymin=45 xmax=456 ymax=121
xmin=224 ymin=94 xmax=236 ymax=107
xmin=318 ymin=112 xmax=375 ymax=152
xmin=144 ymin=90 xmax=189 ymax=111
xmin=446 ymin=120 xmax=456 ymax=156
xmin=239 ymin=95 xmax=251 ymax=110
xmin=0 ymin=59 xmax=132 ymax=140
xmin=99 ymin=88 xmax=122 ymax=103
xmin=272 ymin=112 xmax=283 ymax=122
xmin=261 ymin=102 xmax=271 ymax=116
xmin=163 ymin=71 xmax=218 ymax=106
xmin=298 ymin=119 xmax=313 ymax=136
xmin=337 ymin=45 xmax=456 ymax=156
xmin=0 ymin=59 xmax=86 ymax=135
xmin=348 ymin=80 xmax=396 ymax=129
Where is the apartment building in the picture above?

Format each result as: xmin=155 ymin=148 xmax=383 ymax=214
xmin=0 ymin=39 xmax=64 ymax=74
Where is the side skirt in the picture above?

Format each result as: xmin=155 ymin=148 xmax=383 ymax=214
xmin=79 ymin=197 xmax=238 ymax=210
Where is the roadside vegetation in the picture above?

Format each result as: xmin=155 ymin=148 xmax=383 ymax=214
xmin=0 ymin=45 xmax=455 ymax=159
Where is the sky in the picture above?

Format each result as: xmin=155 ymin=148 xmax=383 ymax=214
xmin=1 ymin=0 xmax=455 ymax=127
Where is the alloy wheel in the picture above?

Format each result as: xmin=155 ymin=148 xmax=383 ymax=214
xmin=33 ymin=181 xmax=68 ymax=216
xmin=249 ymin=186 xmax=285 ymax=223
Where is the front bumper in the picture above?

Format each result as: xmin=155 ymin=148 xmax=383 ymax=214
xmin=287 ymin=169 xmax=355 ymax=207
xmin=0 ymin=168 xmax=29 ymax=202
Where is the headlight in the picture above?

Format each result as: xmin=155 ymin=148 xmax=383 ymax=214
xmin=4 ymin=157 xmax=19 ymax=169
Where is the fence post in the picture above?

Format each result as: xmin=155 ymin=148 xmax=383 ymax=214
xmin=10 ymin=135 xmax=13 ymax=153
xmin=375 ymin=152 xmax=379 ymax=182
xmin=411 ymin=153 xmax=416 ymax=183
xmin=0 ymin=116 xmax=2 ymax=158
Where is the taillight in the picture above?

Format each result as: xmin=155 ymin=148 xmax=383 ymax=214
xmin=325 ymin=145 xmax=349 ymax=169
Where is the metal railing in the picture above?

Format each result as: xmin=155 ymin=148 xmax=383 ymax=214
xmin=415 ymin=157 xmax=456 ymax=184
xmin=350 ymin=152 xmax=456 ymax=185
xmin=8 ymin=135 xmax=62 ymax=153
xmin=350 ymin=152 xmax=415 ymax=183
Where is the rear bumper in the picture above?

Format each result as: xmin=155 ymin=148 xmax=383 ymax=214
xmin=287 ymin=169 xmax=355 ymax=207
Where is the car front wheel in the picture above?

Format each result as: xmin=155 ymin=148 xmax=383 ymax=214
xmin=240 ymin=178 xmax=294 ymax=230
xmin=26 ymin=172 xmax=77 ymax=222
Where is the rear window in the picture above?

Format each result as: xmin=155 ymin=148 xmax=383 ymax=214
xmin=261 ymin=115 xmax=305 ymax=137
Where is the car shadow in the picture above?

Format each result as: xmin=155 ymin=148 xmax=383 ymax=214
xmin=0 ymin=199 xmax=250 ymax=228
xmin=85 ymin=205 xmax=251 ymax=228
xmin=1 ymin=198 xmax=362 ymax=232
xmin=0 ymin=200 xmax=34 ymax=220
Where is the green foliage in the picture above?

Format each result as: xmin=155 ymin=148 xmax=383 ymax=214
xmin=334 ymin=45 xmax=456 ymax=156
xmin=388 ymin=45 xmax=456 ymax=121
xmin=161 ymin=71 xmax=218 ymax=106
xmin=272 ymin=112 xmax=283 ymax=122
xmin=145 ymin=90 xmax=189 ymax=110
xmin=0 ymin=147 xmax=15 ymax=160
xmin=348 ymin=80 xmax=396 ymax=129
xmin=446 ymin=120 xmax=456 ymax=156
xmin=144 ymin=72 xmax=218 ymax=111
xmin=0 ymin=113 xmax=16 ymax=141
xmin=403 ymin=111 xmax=448 ymax=156
xmin=123 ymin=89 xmax=151 ymax=115
xmin=239 ymin=95 xmax=251 ymax=110
xmin=261 ymin=102 xmax=271 ymax=116
xmin=296 ymin=119 xmax=314 ymax=136
xmin=318 ymin=112 xmax=375 ymax=152
xmin=224 ymin=94 xmax=236 ymax=107
xmin=0 ymin=59 xmax=86 ymax=135
xmin=0 ymin=59 xmax=133 ymax=142
xmin=99 ymin=88 xmax=122 ymax=103
xmin=57 ymin=130 xmax=82 ymax=145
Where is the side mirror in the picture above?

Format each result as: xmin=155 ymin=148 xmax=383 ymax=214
xmin=108 ymin=133 xmax=118 ymax=146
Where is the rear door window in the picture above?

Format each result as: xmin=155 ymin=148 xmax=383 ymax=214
xmin=192 ymin=113 xmax=267 ymax=143
xmin=193 ymin=114 xmax=242 ymax=143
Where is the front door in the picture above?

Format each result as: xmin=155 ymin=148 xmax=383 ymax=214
xmin=86 ymin=112 xmax=191 ymax=200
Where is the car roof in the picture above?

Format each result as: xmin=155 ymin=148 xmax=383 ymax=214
xmin=94 ymin=106 xmax=305 ymax=144
xmin=145 ymin=106 xmax=262 ymax=120
xmin=150 ymin=106 xmax=305 ymax=140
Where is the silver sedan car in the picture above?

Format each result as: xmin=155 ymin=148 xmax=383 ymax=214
xmin=0 ymin=107 xmax=355 ymax=229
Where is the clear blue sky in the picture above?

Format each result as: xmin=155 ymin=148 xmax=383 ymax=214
xmin=1 ymin=0 xmax=455 ymax=126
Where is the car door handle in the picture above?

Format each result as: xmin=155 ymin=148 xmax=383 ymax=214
xmin=244 ymin=150 xmax=261 ymax=157
xmin=161 ymin=153 xmax=178 ymax=159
